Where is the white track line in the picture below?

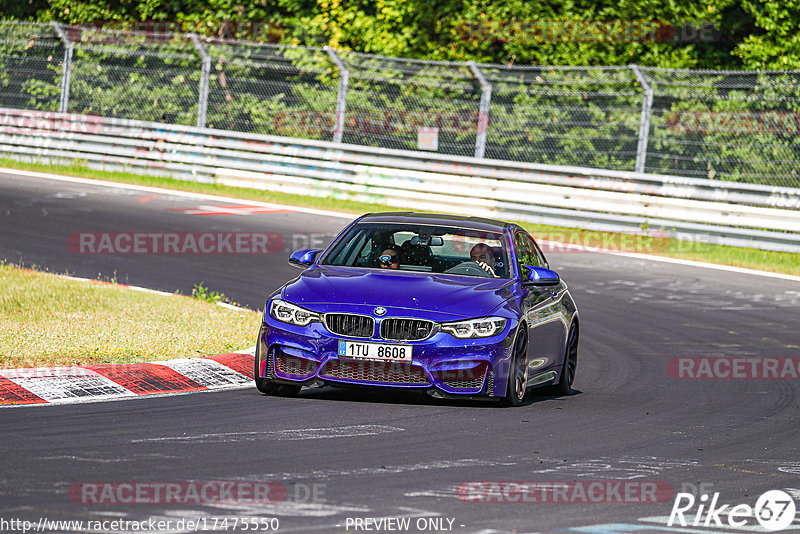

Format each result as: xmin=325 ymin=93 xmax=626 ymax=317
xmin=133 ymin=424 xmax=406 ymax=443
xmin=0 ymin=167 xmax=353 ymax=220
xmin=604 ymin=250 xmax=800 ymax=283
xmin=539 ymin=240 xmax=800 ymax=283
xmin=3 ymin=167 xmax=798 ymax=282
xmin=54 ymin=272 xmax=257 ymax=313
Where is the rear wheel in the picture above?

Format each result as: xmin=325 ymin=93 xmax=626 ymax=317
xmin=254 ymin=342 xmax=301 ymax=397
xmin=554 ymin=322 xmax=578 ymax=396
xmin=503 ymin=328 xmax=528 ymax=407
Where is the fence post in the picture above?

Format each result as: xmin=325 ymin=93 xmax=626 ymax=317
xmin=468 ymin=61 xmax=492 ymax=159
xmin=630 ymin=64 xmax=653 ymax=174
xmin=190 ymin=33 xmax=211 ymax=129
xmin=50 ymin=22 xmax=73 ymax=113
xmin=324 ymin=46 xmax=349 ymax=144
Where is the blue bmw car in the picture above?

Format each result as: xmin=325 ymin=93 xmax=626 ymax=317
xmin=255 ymin=212 xmax=579 ymax=406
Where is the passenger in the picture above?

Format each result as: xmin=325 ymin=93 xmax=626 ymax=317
xmin=470 ymin=243 xmax=497 ymax=276
xmin=377 ymin=248 xmax=400 ymax=269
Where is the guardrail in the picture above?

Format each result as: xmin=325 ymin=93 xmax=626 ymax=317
xmin=2 ymin=107 xmax=800 ymax=253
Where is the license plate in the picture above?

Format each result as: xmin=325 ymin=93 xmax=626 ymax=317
xmin=338 ymin=340 xmax=412 ymax=362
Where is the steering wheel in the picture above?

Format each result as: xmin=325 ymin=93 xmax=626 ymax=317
xmin=443 ymin=261 xmax=494 ymax=277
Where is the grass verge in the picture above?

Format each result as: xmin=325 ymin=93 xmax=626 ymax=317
xmin=1 ymin=158 xmax=798 ymax=276
xmin=0 ymin=263 xmax=260 ymax=369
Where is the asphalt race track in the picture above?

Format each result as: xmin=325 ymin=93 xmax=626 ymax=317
xmin=1 ymin=169 xmax=799 ymax=534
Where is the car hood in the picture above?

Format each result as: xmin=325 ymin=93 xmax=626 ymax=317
xmin=281 ymin=265 xmax=514 ymax=318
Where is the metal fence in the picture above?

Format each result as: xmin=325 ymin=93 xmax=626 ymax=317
xmin=2 ymin=108 xmax=799 ymax=252
xmin=2 ymin=21 xmax=800 ymax=188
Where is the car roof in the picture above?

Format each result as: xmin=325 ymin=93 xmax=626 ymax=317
xmin=358 ymin=212 xmax=511 ymax=233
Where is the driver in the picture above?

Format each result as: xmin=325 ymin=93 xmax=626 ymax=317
xmin=377 ymin=248 xmax=400 ymax=269
xmin=470 ymin=243 xmax=497 ymax=277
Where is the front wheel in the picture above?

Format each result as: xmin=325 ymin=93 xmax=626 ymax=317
xmin=254 ymin=342 xmax=301 ymax=397
xmin=502 ymin=328 xmax=528 ymax=407
xmin=554 ymin=322 xmax=578 ymax=396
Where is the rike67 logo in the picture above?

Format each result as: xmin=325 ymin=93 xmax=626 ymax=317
xmin=668 ymin=490 xmax=796 ymax=531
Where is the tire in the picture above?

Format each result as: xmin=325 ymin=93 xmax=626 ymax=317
xmin=502 ymin=327 xmax=528 ymax=407
xmin=554 ymin=322 xmax=578 ymax=396
xmin=254 ymin=342 xmax=301 ymax=397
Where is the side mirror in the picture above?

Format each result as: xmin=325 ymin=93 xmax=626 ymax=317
xmin=288 ymin=249 xmax=322 ymax=269
xmin=521 ymin=265 xmax=560 ymax=286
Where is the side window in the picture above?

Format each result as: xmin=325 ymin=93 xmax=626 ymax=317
xmin=327 ymin=228 xmax=369 ymax=266
xmin=355 ymin=237 xmax=375 ymax=266
xmin=514 ymin=231 xmax=543 ymax=271
xmin=531 ymin=237 xmax=549 ymax=269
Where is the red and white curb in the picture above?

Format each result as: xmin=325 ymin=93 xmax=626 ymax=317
xmin=0 ymin=348 xmax=256 ymax=406
xmin=2 ymin=271 xmax=259 ymax=406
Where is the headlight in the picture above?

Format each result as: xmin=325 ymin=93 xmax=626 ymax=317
xmin=440 ymin=317 xmax=506 ymax=339
xmin=269 ymin=299 xmax=321 ymax=326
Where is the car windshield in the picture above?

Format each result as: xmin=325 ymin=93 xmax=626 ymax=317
xmin=321 ymin=223 xmax=510 ymax=278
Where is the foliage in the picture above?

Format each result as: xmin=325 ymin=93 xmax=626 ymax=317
xmin=192 ymin=281 xmax=226 ymax=303
xmin=11 ymin=0 xmax=776 ymax=70
xmin=734 ymin=0 xmax=800 ymax=69
xmin=4 ymin=2 xmax=800 ymax=185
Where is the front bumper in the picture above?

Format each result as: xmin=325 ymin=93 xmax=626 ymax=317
xmin=257 ymin=312 xmax=516 ymax=397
